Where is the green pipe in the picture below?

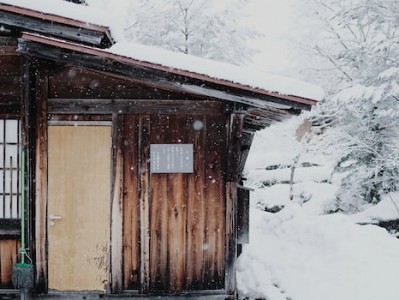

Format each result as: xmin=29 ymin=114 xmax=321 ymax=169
xmin=20 ymin=146 xmax=26 ymax=264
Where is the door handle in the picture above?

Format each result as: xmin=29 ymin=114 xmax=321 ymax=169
xmin=49 ymin=214 xmax=63 ymax=220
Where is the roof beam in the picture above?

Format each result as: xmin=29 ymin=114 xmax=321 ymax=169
xmin=47 ymin=98 xmax=226 ymax=115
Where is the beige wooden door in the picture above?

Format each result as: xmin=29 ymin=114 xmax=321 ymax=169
xmin=48 ymin=126 xmax=111 ymax=291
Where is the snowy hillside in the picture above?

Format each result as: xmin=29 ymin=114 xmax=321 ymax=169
xmin=238 ymin=119 xmax=399 ymax=300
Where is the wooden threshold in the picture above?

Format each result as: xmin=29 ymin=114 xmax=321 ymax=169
xmin=32 ymin=290 xmax=235 ymax=299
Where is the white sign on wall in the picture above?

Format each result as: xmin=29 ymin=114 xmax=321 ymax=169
xmin=150 ymin=144 xmax=194 ymax=173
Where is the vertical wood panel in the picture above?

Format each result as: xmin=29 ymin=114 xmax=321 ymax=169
xmin=149 ymin=115 xmax=169 ymax=291
xmin=203 ymin=116 xmax=226 ymax=289
xmin=167 ymin=117 xmax=186 ymax=292
xmin=123 ymin=115 xmax=140 ymax=290
xmin=35 ymin=74 xmax=48 ymax=290
xmin=186 ymin=116 xmax=205 ymax=290
xmin=111 ymin=114 xmax=124 ymax=293
xmin=139 ymin=116 xmax=151 ymax=293
xmin=0 ymin=239 xmax=19 ymax=287
xmin=146 ymin=114 xmax=226 ymax=293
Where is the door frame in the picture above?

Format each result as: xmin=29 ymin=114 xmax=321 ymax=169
xmin=35 ymin=116 xmax=124 ymax=294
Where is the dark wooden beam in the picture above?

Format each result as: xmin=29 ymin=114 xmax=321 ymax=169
xmin=0 ymin=36 xmax=17 ymax=55
xmin=237 ymin=132 xmax=254 ymax=176
xmin=0 ymin=10 xmax=108 ymax=47
xmin=0 ymin=219 xmax=21 ymax=237
xmin=226 ymin=113 xmax=245 ymax=182
xmin=0 ymin=103 xmax=20 ymax=114
xmin=237 ymin=186 xmax=250 ymax=245
xmin=48 ymin=114 xmax=112 ymax=122
xmin=48 ymin=99 xmax=226 ymax=115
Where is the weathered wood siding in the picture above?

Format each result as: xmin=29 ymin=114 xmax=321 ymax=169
xmin=122 ymin=114 xmax=227 ymax=292
xmin=0 ymin=239 xmax=19 ymax=288
xmin=122 ymin=115 xmax=140 ymax=290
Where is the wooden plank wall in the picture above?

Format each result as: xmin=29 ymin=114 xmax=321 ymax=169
xmin=122 ymin=114 xmax=227 ymax=293
xmin=111 ymin=115 xmax=124 ymax=293
xmin=0 ymin=239 xmax=19 ymax=288
xmin=122 ymin=115 xmax=140 ymax=290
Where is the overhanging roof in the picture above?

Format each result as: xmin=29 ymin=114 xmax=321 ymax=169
xmin=0 ymin=2 xmax=113 ymax=47
xmin=0 ymin=1 xmax=322 ymax=131
xmin=18 ymin=32 xmax=317 ymax=113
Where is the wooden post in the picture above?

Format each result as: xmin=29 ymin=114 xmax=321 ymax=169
xmin=34 ymin=70 xmax=48 ymax=292
xmin=21 ymin=57 xmax=35 ymax=271
xmin=226 ymin=113 xmax=245 ymax=183
xmin=139 ymin=115 xmax=150 ymax=293
xmin=111 ymin=114 xmax=124 ymax=293
xmin=225 ymin=112 xmax=244 ymax=295
xmin=225 ymin=182 xmax=238 ymax=295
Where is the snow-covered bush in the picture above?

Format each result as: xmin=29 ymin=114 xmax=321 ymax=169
xmin=300 ymin=0 xmax=399 ymax=212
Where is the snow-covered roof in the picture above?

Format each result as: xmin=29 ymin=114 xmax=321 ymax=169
xmin=0 ymin=0 xmax=324 ymax=104
xmin=109 ymin=43 xmax=324 ymax=101
xmin=0 ymin=0 xmax=124 ymax=42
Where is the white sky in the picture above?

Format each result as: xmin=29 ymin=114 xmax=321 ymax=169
xmin=244 ymin=0 xmax=298 ymax=74
xmin=85 ymin=0 xmax=299 ymax=75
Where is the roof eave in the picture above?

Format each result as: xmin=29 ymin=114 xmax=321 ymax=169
xmin=18 ymin=32 xmax=317 ymax=111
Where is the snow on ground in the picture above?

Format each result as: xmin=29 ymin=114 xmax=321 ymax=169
xmin=238 ymin=119 xmax=399 ymax=300
xmin=237 ymin=204 xmax=399 ymax=300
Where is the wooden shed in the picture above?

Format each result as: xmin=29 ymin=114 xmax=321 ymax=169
xmin=0 ymin=1 xmax=320 ymax=298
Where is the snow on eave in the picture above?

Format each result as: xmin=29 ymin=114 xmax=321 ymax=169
xmin=21 ymin=32 xmax=321 ymax=108
xmin=0 ymin=0 xmax=123 ymax=42
xmin=108 ymin=42 xmax=324 ymax=104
